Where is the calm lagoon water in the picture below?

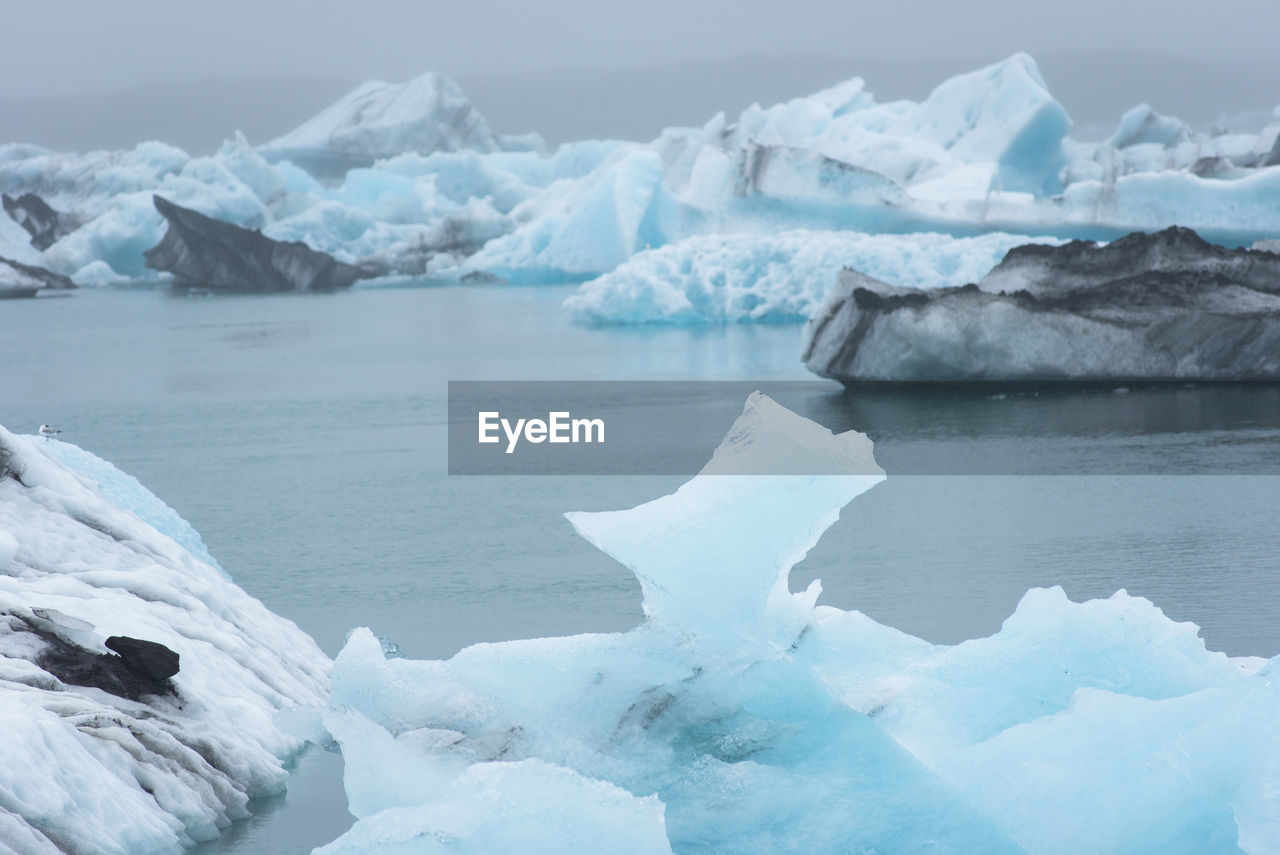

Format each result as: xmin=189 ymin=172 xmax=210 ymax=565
xmin=3 ymin=284 xmax=1278 ymax=853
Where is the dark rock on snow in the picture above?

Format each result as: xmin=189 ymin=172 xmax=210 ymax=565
xmin=144 ymin=195 xmax=379 ymax=293
xmin=19 ymin=614 xmax=180 ymax=701
xmin=105 ymin=635 xmax=181 ymax=682
xmin=804 ymin=227 xmax=1280 ymax=383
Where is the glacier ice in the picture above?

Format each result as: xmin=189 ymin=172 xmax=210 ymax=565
xmin=2 ymin=192 xmax=73 ymax=251
xmin=458 ymin=52 xmax=1280 ymax=285
xmin=565 ymin=229 xmax=1065 ymax=324
xmin=804 ymin=227 xmax=1280 ymax=382
xmin=3 ymin=54 xmax=1280 ymax=300
xmin=0 ymin=255 xmax=76 ymax=298
xmin=258 ymin=72 xmax=545 ymax=176
xmin=313 ymin=393 xmax=1280 ymax=854
xmin=144 ymin=195 xmax=375 ymax=293
xmin=0 ymin=427 xmax=329 ymax=854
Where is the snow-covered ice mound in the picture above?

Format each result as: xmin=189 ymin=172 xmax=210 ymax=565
xmin=314 ymin=393 xmax=1279 ymax=854
xmin=0 ymin=427 xmax=329 ymax=854
xmin=565 ymin=230 xmax=1066 ymax=324
xmin=804 ymin=227 xmax=1280 ymax=382
xmin=258 ymin=72 xmax=544 ymax=177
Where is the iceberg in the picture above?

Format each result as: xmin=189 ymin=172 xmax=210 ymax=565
xmin=2 ymin=192 xmax=74 ymax=251
xmin=0 ymin=255 xmax=76 ymax=298
xmin=3 ymin=55 xmax=1280 ymax=296
xmin=258 ymin=72 xmax=545 ymax=177
xmin=0 ymin=427 xmax=329 ymax=853
xmin=461 ymin=53 xmax=1280 ymax=284
xmin=804 ymin=227 xmax=1280 ymax=382
xmin=319 ymin=395 xmax=1023 ymax=855
xmin=565 ymin=230 xmax=1065 ymax=324
xmin=144 ymin=195 xmax=377 ymax=293
xmin=0 ymin=128 xmax=607 ymax=284
xmin=313 ymin=393 xmax=1280 ymax=853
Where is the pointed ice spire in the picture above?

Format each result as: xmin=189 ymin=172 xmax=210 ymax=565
xmin=566 ymin=393 xmax=883 ymax=648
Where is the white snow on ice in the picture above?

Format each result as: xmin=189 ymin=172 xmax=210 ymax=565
xmin=0 ymin=427 xmax=329 ymax=855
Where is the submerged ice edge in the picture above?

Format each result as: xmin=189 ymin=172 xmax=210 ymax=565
xmin=317 ymin=393 xmax=1279 ymax=855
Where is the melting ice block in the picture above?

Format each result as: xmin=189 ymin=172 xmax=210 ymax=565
xmin=319 ymin=396 xmax=1025 ymax=855
xmin=320 ymin=393 xmax=1280 ymax=854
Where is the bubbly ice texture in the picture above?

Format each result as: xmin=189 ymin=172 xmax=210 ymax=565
xmin=3 ymin=54 xmax=1279 ymax=305
xmin=315 ymin=393 xmax=1280 ymax=854
xmin=0 ymin=427 xmax=329 ymax=854
xmin=565 ymin=230 xmax=1066 ymax=324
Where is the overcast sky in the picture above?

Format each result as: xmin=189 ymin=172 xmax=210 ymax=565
xmin=7 ymin=0 xmax=1280 ymax=98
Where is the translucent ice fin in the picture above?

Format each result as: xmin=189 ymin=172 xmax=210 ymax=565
xmin=565 ymin=393 xmax=883 ymax=646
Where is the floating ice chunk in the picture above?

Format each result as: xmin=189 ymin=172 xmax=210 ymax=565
xmin=0 ymin=426 xmax=329 ymax=853
xmin=259 ymin=73 xmax=543 ymax=177
xmin=465 ymin=148 xmax=665 ymax=282
xmin=145 ymin=195 xmax=373 ymax=293
xmin=1108 ymin=103 xmax=1193 ymax=149
xmin=0 ymin=141 xmax=189 ymax=219
xmin=68 ymin=259 xmax=133 ymax=288
xmin=41 ymin=190 xmax=166 ymax=279
xmin=934 ymin=662 xmax=1279 ymax=855
xmin=566 ymin=230 xmax=1066 ymax=324
xmin=317 ymin=393 xmax=1279 ymax=854
xmin=320 ymin=396 xmax=1031 ymax=854
xmin=212 ymin=132 xmax=289 ymax=208
xmin=895 ymin=52 xmax=1071 ymax=194
xmin=841 ymin=587 xmax=1255 ymax=764
xmin=803 ymin=584 xmax=1276 ymax=855
xmin=805 ymin=228 xmax=1280 ymax=382
xmin=314 ymin=758 xmax=675 ymax=855
xmin=8 ymin=56 xmax=1280 ymax=288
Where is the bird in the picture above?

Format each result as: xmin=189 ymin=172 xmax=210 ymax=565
xmin=38 ymin=424 xmax=61 ymax=440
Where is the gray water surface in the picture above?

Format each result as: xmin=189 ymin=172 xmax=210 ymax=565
xmin=3 ymin=285 xmax=1278 ymax=853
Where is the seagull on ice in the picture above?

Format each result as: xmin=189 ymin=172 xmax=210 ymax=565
xmin=38 ymin=424 xmax=61 ymax=440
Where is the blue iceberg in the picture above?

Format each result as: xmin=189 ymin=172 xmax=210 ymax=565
xmin=315 ymin=394 xmax=1278 ymax=854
